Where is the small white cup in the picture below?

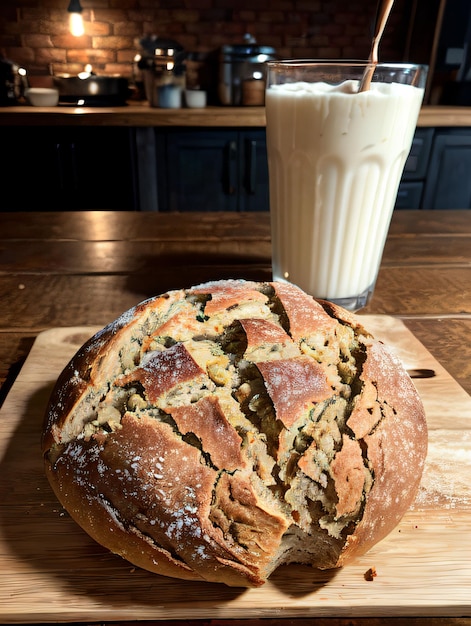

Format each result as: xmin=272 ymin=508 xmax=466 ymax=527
xmin=185 ymin=89 xmax=207 ymax=108
xmin=25 ymin=87 xmax=59 ymax=107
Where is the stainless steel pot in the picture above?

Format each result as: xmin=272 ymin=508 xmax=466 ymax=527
xmin=218 ymin=38 xmax=276 ymax=106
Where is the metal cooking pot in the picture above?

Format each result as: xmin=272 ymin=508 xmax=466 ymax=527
xmin=218 ymin=37 xmax=276 ymax=106
xmin=52 ymin=74 xmax=130 ymax=106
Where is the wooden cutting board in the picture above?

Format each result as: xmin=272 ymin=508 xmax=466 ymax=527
xmin=0 ymin=317 xmax=470 ymax=623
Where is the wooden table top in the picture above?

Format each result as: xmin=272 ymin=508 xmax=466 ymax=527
xmin=0 ymin=209 xmax=470 ymax=626
xmin=1 ymin=209 xmax=470 ymax=399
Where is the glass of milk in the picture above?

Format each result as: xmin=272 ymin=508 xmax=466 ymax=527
xmin=265 ymin=61 xmax=428 ymax=311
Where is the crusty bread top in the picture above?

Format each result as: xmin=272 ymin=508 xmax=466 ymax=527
xmin=42 ymin=279 xmax=427 ymax=587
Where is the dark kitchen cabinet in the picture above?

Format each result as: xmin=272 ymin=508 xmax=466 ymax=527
xmin=422 ymin=129 xmax=471 ymax=209
xmin=146 ymin=126 xmax=444 ymax=213
xmin=1 ymin=126 xmax=138 ymax=211
xmin=4 ymin=121 xmax=471 ymax=213
xmin=154 ymin=128 xmax=269 ymax=212
xmin=395 ymin=128 xmax=434 ymax=209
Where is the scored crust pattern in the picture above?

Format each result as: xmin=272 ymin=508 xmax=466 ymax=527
xmin=42 ymin=279 xmax=428 ymax=587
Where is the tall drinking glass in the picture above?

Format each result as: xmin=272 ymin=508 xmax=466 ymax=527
xmin=265 ymin=61 xmax=428 ymax=311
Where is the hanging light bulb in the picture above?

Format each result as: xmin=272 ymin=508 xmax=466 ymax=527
xmin=67 ymin=0 xmax=84 ymax=37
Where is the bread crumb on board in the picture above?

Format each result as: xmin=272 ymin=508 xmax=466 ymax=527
xmin=364 ymin=566 xmax=378 ymax=581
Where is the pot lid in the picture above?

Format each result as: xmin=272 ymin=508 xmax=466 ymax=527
xmin=220 ymin=33 xmax=276 ymax=60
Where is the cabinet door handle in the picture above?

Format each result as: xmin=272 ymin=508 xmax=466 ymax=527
xmin=55 ymin=143 xmax=65 ymax=190
xmin=225 ymin=140 xmax=237 ymax=195
xmin=247 ymin=139 xmax=257 ymax=194
xmin=69 ymin=142 xmax=79 ymax=192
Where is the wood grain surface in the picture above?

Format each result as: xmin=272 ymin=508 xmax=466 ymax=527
xmin=0 ymin=105 xmax=470 ymax=128
xmin=2 ymin=210 xmax=471 ymax=398
xmin=0 ymin=317 xmax=470 ymax=624
xmin=0 ymin=209 xmax=470 ymax=626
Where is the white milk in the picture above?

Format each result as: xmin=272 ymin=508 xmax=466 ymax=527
xmin=265 ymin=79 xmax=424 ymax=304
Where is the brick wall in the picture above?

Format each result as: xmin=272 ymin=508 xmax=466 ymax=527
xmin=0 ymin=0 xmax=411 ymax=83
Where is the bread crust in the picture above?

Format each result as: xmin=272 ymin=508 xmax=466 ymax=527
xmin=42 ymin=280 xmax=427 ymax=587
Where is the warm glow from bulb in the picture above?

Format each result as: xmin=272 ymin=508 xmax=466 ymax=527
xmin=69 ymin=12 xmax=84 ymax=37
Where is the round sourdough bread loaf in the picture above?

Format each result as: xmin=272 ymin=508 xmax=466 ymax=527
xmin=42 ymin=279 xmax=427 ymax=587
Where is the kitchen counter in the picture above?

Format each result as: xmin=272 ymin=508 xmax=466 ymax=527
xmin=0 ymin=103 xmax=266 ymax=127
xmin=1 ymin=103 xmax=471 ymax=127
